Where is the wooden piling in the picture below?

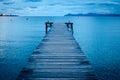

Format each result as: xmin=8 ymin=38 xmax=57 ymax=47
xmin=65 ymin=21 xmax=74 ymax=34
xmin=45 ymin=21 xmax=53 ymax=34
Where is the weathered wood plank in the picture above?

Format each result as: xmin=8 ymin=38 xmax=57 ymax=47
xmin=27 ymin=78 xmax=98 ymax=80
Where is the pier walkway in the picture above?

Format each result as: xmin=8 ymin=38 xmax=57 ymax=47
xmin=17 ymin=22 xmax=98 ymax=80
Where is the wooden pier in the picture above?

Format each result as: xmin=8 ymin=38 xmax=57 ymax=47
xmin=17 ymin=22 xmax=98 ymax=80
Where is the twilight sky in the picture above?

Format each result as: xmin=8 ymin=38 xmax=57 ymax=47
xmin=0 ymin=0 xmax=120 ymax=16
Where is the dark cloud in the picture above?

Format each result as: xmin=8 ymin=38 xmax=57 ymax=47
xmin=85 ymin=2 xmax=120 ymax=6
xmin=48 ymin=2 xmax=76 ymax=6
xmin=3 ymin=2 xmax=14 ymax=5
xmin=1 ymin=9 xmax=5 ymax=10
xmin=25 ymin=0 xmax=42 ymax=2
xmin=12 ymin=8 xmax=23 ymax=10
xmin=30 ymin=6 xmax=37 ymax=9
xmin=49 ymin=3 xmax=62 ymax=6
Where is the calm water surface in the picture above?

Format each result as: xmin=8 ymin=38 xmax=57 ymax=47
xmin=0 ymin=16 xmax=120 ymax=80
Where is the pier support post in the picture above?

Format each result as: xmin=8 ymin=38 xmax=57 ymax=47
xmin=45 ymin=22 xmax=48 ymax=34
xmin=65 ymin=21 xmax=73 ymax=34
xmin=45 ymin=21 xmax=53 ymax=34
xmin=71 ymin=23 xmax=73 ymax=34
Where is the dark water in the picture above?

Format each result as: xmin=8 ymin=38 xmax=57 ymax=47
xmin=0 ymin=16 xmax=120 ymax=80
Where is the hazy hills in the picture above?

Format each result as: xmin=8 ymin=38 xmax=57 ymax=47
xmin=65 ymin=13 xmax=120 ymax=16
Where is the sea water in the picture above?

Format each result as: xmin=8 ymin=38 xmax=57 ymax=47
xmin=0 ymin=16 xmax=120 ymax=80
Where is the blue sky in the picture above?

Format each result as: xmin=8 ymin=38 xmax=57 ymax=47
xmin=0 ymin=0 xmax=120 ymax=16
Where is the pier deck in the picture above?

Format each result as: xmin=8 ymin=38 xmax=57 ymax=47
xmin=17 ymin=22 xmax=98 ymax=80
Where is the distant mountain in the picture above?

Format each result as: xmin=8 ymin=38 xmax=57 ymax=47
xmin=65 ymin=13 xmax=120 ymax=16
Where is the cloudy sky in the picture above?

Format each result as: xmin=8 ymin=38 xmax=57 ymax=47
xmin=0 ymin=0 xmax=120 ymax=16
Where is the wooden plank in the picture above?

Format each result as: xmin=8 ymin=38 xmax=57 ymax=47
xmin=27 ymin=78 xmax=98 ymax=80
xmin=16 ymin=22 xmax=98 ymax=80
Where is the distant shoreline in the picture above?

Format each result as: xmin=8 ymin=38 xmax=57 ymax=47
xmin=65 ymin=13 xmax=120 ymax=16
xmin=0 ymin=14 xmax=18 ymax=17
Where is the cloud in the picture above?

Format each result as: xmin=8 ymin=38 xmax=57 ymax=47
xmin=2 ymin=0 xmax=16 ymax=5
xmin=1 ymin=0 xmax=120 ymax=16
xmin=3 ymin=2 xmax=14 ymax=5
xmin=29 ymin=6 xmax=37 ymax=9
xmin=84 ymin=1 xmax=120 ymax=6
xmin=25 ymin=0 xmax=42 ymax=2
xmin=0 ymin=0 xmax=3 ymax=1
xmin=49 ymin=3 xmax=62 ymax=6
xmin=1 ymin=8 xmax=5 ymax=11
xmin=0 ymin=0 xmax=4 ymax=2
xmin=12 ymin=8 xmax=23 ymax=10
